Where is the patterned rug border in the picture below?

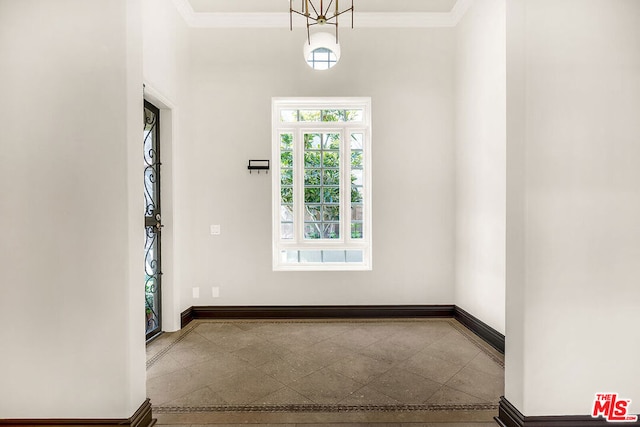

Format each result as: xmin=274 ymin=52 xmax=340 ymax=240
xmin=147 ymin=321 xmax=199 ymax=368
xmin=448 ymin=320 xmax=505 ymax=368
xmin=153 ymin=403 xmax=499 ymax=413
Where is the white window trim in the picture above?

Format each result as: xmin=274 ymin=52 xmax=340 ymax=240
xmin=272 ymin=97 xmax=372 ymax=271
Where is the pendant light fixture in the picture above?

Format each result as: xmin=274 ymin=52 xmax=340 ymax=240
xmin=290 ymin=0 xmax=354 ymax=69
xmin=303 ymin=31 xmax=341 ymax=70
xmin=290 ymin=0 xmax=354 ymax=44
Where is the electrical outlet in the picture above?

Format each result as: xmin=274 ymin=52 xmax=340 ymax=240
xmin=192 ymin=287 xmax=200 ymax=298
xmin=210 ymin=224 xmax=221 ymax=235
xmin=212 ymin=287 xmax=220 ymax=298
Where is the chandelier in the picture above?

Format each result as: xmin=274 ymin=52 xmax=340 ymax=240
xmin=289 ymin=0 xmax=354 ymax=44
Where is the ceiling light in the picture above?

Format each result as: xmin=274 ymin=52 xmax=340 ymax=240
xmin=289 ymin=0 xmax=354 ymax=45
xmin=303 ymin=32 xmax=341 ymax=70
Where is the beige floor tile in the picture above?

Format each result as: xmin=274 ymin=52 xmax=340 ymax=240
xmin=259 ymin=352 xmax=322 ymax=384
xmin=272 ymin=323 xmax=339 ymax=344
xmin=301 ymin=322 xmax=353 ymax=339
xmin=194 ymin=322 xmax=245 ymax=336
xmin=402 ymin=320 xmax=454 ymax=332
xmin=323 ymin=327 xmax=385 ymax=351
xmin=366 ymin=368 xmax=441 ymax=404
xmin=232 ymin=340 xmax=292 ymax=367
xmin=251 ymin=386 xmax=315 ymax=405
xmin=293 ymin=340 xmax=358 ymax=369
xmin=197 ymin=325 xmax=266 ymax=353
xmin=339 ymin=385 xmax=401 ymax=405
xmin=382 ymin=332 xmax=433 ymax=354
xmin=148 ymin=319 xmax=504 ymax=420
xmin=425 ymin=385 xmax=489 ymax=405
xmin=176 ymin=329 xmax=217 ymax=350
xmin=465 ymin=351 xmax=504 ymax=377
xmin=445 ymin=364 xmax=504 ymax=403
xmin=393 ymin=322 xmax=454 ymax=346
xmin=263 ymin=328 xmax=327 ymax=353
xmin=354 ymin=323 xmax=410 ymax=340
xmin=288 ymin=368 xmax=364 ymax=404
xmin=146 ymin=331 xmax=180 ymax=358
xmin=399 ymin=350 xmax=466 ymax=384
xmin=233 ymin=321 xmax=268 ymax=331
xmin=166 ymin=339 xmax=225 ymax=369
xmin=420 ymin=332 xmax=482 ymax=367
xmin=401 ymin=424 xmax=498 ymax=427
xmin=147 ymin=353 xmax=187 ymax=380
xmin=327 ymin=353 xmax=394 ymax=385
xmin=208 ymin=365 xmax=287 ymax=404
xmin=186 ymin=352 xmax=254 ymax=386
xmin=154 ymin=409 xmax=498 ymax=424
xmin=164 ymin=385 xmax=228 ymax=406
xmin=300 ymin=424 xmax=402 ymax=427
xmin=147 ymin=367 xmax=211 ymax=405
xmin=191 ymin=425 xmax=291 ymax=427
xmin=357 ymin=337 xmax=420 ymax=364
xmin=250 ymin=322 xmax=307 ymax=337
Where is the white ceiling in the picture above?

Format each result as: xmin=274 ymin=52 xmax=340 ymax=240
xmin=188 ymin=0 xmax=459 ymax=14
xmin=174 ymin=0 xmax=469 ymax=28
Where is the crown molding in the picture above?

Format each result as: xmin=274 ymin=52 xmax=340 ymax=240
xmin=171 ymin=0 xmax=471 ymax=29
xmin=172 ymin=0 xmax=197 ymax=27
xmin=450 ymin=0 xmax=473 ymax=25
xmin=356 ymin=12 xmax=456 ymax=28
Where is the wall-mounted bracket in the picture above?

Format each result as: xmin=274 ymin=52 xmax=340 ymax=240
xmin=248 ymin=159 xmax=270 ymax=174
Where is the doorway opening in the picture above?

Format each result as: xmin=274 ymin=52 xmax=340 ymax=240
xmin=144 ymin=100 xmax=162 ymax=341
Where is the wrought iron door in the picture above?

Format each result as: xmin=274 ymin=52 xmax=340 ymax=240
xmin=144 ymin=100 xmax=162 ymax=340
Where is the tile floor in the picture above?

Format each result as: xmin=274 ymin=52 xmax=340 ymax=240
xmin=146 ymin=319 xmax=503 ymax=425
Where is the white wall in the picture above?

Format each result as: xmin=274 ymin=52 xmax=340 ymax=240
xmin=177 ymin=28 xmax=456 ymax=309
xmin=506 ymin=0 xmax=640 ymax=416
xmin=143 ymin=0 xmax=188 ymax=104
xmin=0 ymin=0 xmax=146 ymax=418
xmin=504 ymin=0 xmax=527 ymax=412
xmin=454 ymin=0 xmax=506 ymax=334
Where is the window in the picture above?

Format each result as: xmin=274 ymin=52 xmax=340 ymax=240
xmin=272 ymin=98 xmax=372 ymax=271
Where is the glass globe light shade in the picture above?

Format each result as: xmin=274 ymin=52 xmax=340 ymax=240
xmin=303 ymin=32 xmax=341 ymax=70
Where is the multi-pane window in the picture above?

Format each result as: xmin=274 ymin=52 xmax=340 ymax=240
xmin=303 ymin=132 xmax=340 ymax=239
xmin=272 ymin=98 xmax=372 ymax=271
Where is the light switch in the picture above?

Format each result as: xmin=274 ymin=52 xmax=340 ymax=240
xmin=192 ymin=287 xmax=200 ymax=298
xmin=210 ymin=224 xmax=221 ymax=235
xmin=212 ymin=287 xmax=220 ymax=298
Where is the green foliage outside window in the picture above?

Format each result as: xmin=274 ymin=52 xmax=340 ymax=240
xmin=279 ymin=129 xmax=365 ymax=240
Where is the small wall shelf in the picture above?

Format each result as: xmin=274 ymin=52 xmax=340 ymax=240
xmin=248 ymin=159 xmax=270 ymax=174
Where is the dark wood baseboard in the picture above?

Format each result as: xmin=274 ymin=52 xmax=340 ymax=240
xmin=180 ymin=306 xmax=195 ymax=328
xmin=0 ymin=399 xmax=155 ymax=427
xmin=495 ymin=396 xmax=637 ymax=426
xmin=495 ymin=396 xmax=525 ymax=427
xmin=454 ymin=306 xmax=505 ymax=353
xmin=181 ymin=305 xmax=455 ymax=328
